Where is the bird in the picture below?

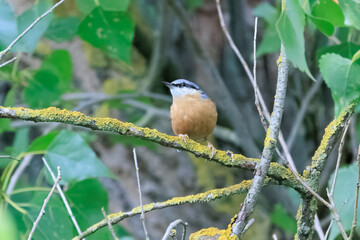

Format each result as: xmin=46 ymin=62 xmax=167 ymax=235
xmin=163 ymin=79 xmax=218 ymax=158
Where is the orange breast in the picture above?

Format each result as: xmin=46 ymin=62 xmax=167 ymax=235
xmin=170 ymin=93 xmax=217 ymax=140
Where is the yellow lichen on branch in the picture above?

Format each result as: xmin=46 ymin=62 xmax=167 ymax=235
xmin=73 ymin=179 xmax=275 ymax=239
xmin=0 ymin=106 xmax=295 ymax=186
xmin=190 ymin=215 xmax=239 ymax=240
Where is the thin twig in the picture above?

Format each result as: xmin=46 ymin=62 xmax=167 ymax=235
xmin=284 ymin=162 xmax=331 ymax=208
xmin=326 ymin=188 xmax=349 ymax=239
xmin=161 ymin=219 xmax=188 ymax=240
xmin=133 ymin=148 xmax=150 ymax=240
xmin=42 ymin=157 xmax=82 ymax=236
xmin=215 ymin=0 xmax=297 ymax=171
xmin=0 ymin=0 xmax=65 ymax=61
xmin=252 ymin=17 xmax=267 ymax=130
xmin=349 ymin=145 xmax=360 ymax=239
xmin=272 ymin=233 xmax=278 ymax=240
xmin=324 ymin=220 xmax=333 ymax=239
xmin=330 ymin=118 xmax=352 ymax=196
xmin=6 ymin=154 xmax=33 ymax=195
xmin=0 ymin=57 xmax=17 ymax=68
xmin=243 ymin=218 xmax=255 ymax=233
xmin=101 ymin=207 xmax=119 ymax=240
xmin=27 ymin=166 xmax=61 ymax=240
xmin=314 ymin=214 xmax=326 ymax=240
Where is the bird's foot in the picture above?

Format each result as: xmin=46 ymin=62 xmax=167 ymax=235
xmin=207 ymin=141 xmax=216 ymax=159
xmin=178 ymin=134 xmax=189 ymax=143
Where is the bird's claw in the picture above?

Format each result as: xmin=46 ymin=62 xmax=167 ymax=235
xmin=178 ymin=134 xmax=189 ymax=143
xmin=207 ymin=141 xmax=216 ymax=159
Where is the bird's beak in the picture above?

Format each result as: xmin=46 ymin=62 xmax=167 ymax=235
xmin=162 ymin=81 xmax=172 ymax=88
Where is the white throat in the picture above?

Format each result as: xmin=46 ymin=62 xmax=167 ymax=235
xmin=170 ymin=87 xmax=199 ymax=98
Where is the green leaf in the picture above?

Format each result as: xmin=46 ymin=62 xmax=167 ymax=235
xmin=328 ymin=163 xmax=360 ymax=240
xmin=40 ymin=49 xmax=73 ymax=90
xmin=270 ymin=204 xmax=297 ymax=235
xmin=276 ymin=0 xmax=314 ymax=80
xmin=312 ymin=0 xmax=344 ymax=27
xmin=66 ymin=179 xmax=129 ymax=239
xmin=0 ymin=0 xmax=18 ymax=48
xmin=0 ymin=119 xmax=12 ymax=134
xmin=13 ymin=128 xmax=29 ymax=156
xmin=0 ymin=210 xmax=18 ymax=240
xmin=99 ymin=0 xmax=130 ymax=12
xmin=24 ymin=192 xmax=77 ymax=239
xmin=320 ymin=53 xmax=360 ymax=116
xmin=24 ymin=70 xmax=61 ymax=108
xmin=27 ymin=132 xmax=59 ymax=152
xmin=44 ymin=130 xmax=115 ymax=184
xmin=317 ymin=43 xmax=360 ymax=63
xmin=352 ymin=49 xmax=360 ymax=63
xmin=253 ymin=2 xmax=278 ymax=23
xmin=76 ymin=0 xmax=130 ymax=14
xmin=75 ymin=0 xmax=96 ymax=15
xmin=253 ymin=3 xmax=281 ymax=56
xmin=78 ymin=7 xmax=134 ymax=63
xmin=44 ymin=16 xmax=80 ymax=43
xmin=15 ymin=0 xmax=53 ymax=53
xmin=338 ymin=0 xmax=360 ymax=30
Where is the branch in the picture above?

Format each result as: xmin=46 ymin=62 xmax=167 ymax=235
xmin=101 ymin=207 xmax=119 ymax=240
xmin=42 ymin=157 xmax=83 ymax=236
xmin=72 ymin=178 xmax=277 ymax=239
xmin=27 ymin=166 xmax=61 ymax=240
xmin=132 ymin=149 xmax=150 ymax=240
xmin=231 ymin=44 xmax=288 ymax=236
xmin=349 ymin=145 xmax=360 ymax=239
xmin=296 ymin=100 xmax=357 ymax=239
xmin=161 ymin=219 xmax=188 ymax=240
xmin=0 ymin=0 xmax=65 ymax=61
xmin=0 ymin=56 xmax=17 ymax=68
xmin=0 ymin=106 xmax=302 ymax=190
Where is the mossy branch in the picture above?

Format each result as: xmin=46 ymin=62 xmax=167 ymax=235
xmin=0 ymin=106 xmax=302 ymax=190
xmin=72 ymin=178 xmax=277 ymax=239
xmin=296 ymin=99 xmax=359 ymax=240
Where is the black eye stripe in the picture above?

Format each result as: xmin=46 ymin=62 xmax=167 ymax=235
xmin=173 ymin=83 xmax=198 ymax=90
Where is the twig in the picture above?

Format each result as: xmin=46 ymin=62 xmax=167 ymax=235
xmin=284 ymin=162 xmax=331 ymax=208
xmin=314 ymin=214 xmax=326 ymax=240
xmin=101 ymin=207 xmax=118 ymax=240
xmin=349 ymin=145 xmax=360 ymax=239
xmin=6 ymin=154 xmax=33 ymax=195
xmin=326 ymin=188 xmax=349 ymax=239
xmin=215 ymin=0 xmax=297 ymax=171
xmin=132 ymin=148 xmax=150 ymax=240
xmin=324 ymin=220 xmax=333 ymax=239
xmin=231 ymin=44 xmax=289 ymax=236
xmin=252 ymin=17 xmax=268 ymax=130
xmin=161 ymin=219 xmax=188 ymax=240
xmin=27 ymin=166 xmax=61 ymax=240
xmin=330 ymin=118 xmax=352 ymax=196
xmin=0 ymin=57 xmax=17 ymax=68
xmin=42 ymin=157 xmax=83 ymax=236
xmin=243 ymin=218 xmax=255 ymax=233
xmin=0 ymin=0 xmax=65 ymax=61
xmin=272 ymin=233 xmax=278 ymax=240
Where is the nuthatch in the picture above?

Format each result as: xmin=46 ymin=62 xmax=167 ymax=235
xmin=163 ymin=79 xmax=218 ymax=157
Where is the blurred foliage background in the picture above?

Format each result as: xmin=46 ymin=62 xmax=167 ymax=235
xmin=0 ymin=0 xmax=360 ymax=239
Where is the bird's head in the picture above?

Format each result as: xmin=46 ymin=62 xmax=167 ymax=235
xmin=163 ymin=79 xmax=208 ymax=99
